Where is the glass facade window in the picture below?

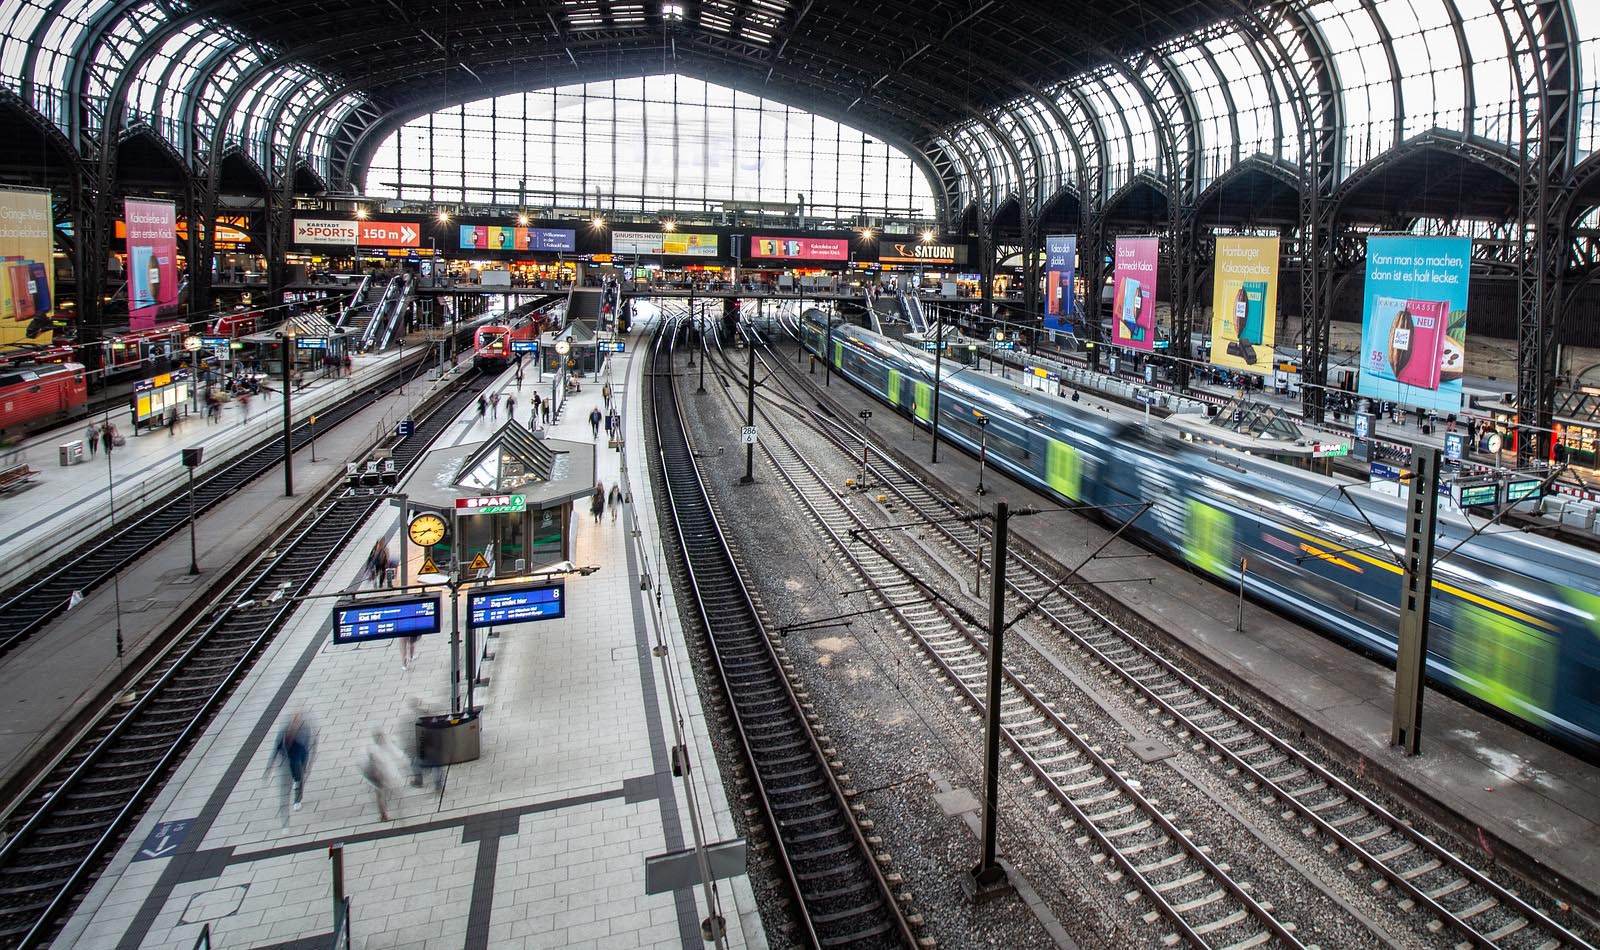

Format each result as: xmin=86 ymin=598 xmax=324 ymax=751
xmin=363 ymin=74 xmax=934 ymax=219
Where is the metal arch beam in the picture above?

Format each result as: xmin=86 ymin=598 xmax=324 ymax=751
xmin=1331 ymin=129 xmax=1521 ymax=209
xmin=18 ymin=0 xmax=88 ymax=133
xmin=1186 ymin=35 xmax=1244 ymax=172
xmin=1437 ymin=0 xmax=1478 ymax=127
xmin=1490 ymin=0 xmax=1579 ymax=465
xmin=1354 ymin=0 xmax=1406 ymax=152
xmin=1191 ymin=154 xmax=1306 ymax=218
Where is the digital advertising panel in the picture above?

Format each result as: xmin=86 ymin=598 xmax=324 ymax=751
xmin=357 ymin=219 xmax=420 ymax=248
xmin=125 ymin=198 xmax=178 ymax=331
xmin=459 ymin=225 xmax=577 ymax=252
xmin=0 ymin=187 xmax=56 ymax=346
xmin=612 ymin=230 xmax=718 ymax=256
xmin=1044 ymin=234 xmax=1077 ymax=332
xmin=749 ymin=236 xmax=849 ymax=261
xmin=1357 ymin=235 xmax=1470 ymax=413
xmin=1208 ymin=236 xmax=1280 ymax=374
xmin=1111 ymin=236 xmax=1159 ymax=352
xmin=878 ymin=239 xmax=959 ymax=264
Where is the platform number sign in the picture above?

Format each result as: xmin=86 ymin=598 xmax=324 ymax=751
xmin=741 ymin=425 xmax=758 ymax=445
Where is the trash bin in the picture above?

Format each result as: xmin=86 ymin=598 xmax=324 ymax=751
xmin=58 ymin=440 xmax=85 ymax=466
xmin=416 ymin=712 xmax=480 ymax=766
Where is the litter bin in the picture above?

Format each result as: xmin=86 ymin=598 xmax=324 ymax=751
xmin=416 ymin=712 xmax=480 ymax=766
xmin=58 ymin=440 xmax=85 ymax=466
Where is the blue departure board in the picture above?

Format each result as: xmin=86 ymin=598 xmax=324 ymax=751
xmin=467 ymin=582 xmax=565 ymax=629
xmin=332 ymin=596 xmax=442 ymax=644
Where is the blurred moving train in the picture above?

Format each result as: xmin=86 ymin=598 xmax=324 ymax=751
xmin=801 ymin=314 xmax=1600 ymax=755
xmin=0 ymin=361 xmax=88 ymax=434
xmin=472 ymin=319 xmax=537 ymax=371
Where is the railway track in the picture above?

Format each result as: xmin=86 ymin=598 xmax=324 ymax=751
xmin=647 ymin=325 xmax=918 ymax=949
xmin=703 ymin=334 xmax=1308 ymax=949
xmin=0 ymin=368 xmax=493 ymax=949
xmin=748 ymin=331 xmax=1594 ymax=950
xmin=0 ymin=338 xmax=464 ymax=656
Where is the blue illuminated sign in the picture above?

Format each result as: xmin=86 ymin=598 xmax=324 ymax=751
xmin=332 ymin=596 xmax=442 ymax=644
xmin=467 ymin=582 xmax=565 ymax=629
xmin=296 ymin=337 xmax=328 ymax=349
xmin=201 ymin=336 xmax=229 ymax=348
xmin=511 ymin=340 xmax=540 ymax=353
xmin=599 ymin=341 xmax=626 ymax=353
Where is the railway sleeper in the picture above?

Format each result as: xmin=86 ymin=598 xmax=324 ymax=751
xmin=1191 ymin=909 xmax=1251 ymax=936
xmin=1171 ymin=889 xmax=1227 ymax=914
xmin=1153 ymin=870 xmax=1207 ymax=893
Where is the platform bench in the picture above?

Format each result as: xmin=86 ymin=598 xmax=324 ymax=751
xmin=0 ymin=463 xmax=40 ymax=494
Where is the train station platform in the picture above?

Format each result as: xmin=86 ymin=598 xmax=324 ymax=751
xmin=0 ymin=344 xmax=423 ymax=593
xmin=811 ymin=352 xmax=1600 ymax=911
xmin=54 ymin=311 xmax=767 ymax=950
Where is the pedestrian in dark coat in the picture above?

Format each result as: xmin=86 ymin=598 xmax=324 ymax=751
xmin=589 ymin=406 xmax=603 ymax=438
xmin=591 ymin=482 xmax=605 ymax=523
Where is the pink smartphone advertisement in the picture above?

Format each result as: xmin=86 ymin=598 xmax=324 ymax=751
xmin=1112 ymin=236 xmax=1158 ymax=352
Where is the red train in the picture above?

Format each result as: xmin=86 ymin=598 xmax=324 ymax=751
xmin=0 ymin=361 xmax=88 ymax=436
xmin=472 ymin=319 xmax=537 ymax=371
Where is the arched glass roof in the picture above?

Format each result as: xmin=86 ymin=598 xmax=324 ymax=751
xmin=362 ymin=75 xmax=936 ymax=221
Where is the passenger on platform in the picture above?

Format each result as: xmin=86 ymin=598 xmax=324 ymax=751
xmin=343 ymin=353 xmax=353 ymax=377
xmin=505 ymin=394 xmax=516 ymax=422
xmin=367 ymin=540 xmax=392 ymax=589
xmin=166 ymin=405 xmax=180 ymax=436
xmin=608 ymin=483 xmax=623 ymax=524
xmin=541 ymin=402 xmax=551 ymax=426
xmin=85 ymin=423 xmax=99 ymax=457
xmin=477 ymin=394 xmax=488 ymax=422
xmin=397 ymin=631 xmax=420 ymax=671
xmin=238 ymin=392 xmax=252 ymax=422
xmin=489 ymin=392 xmax=500 ymax=419
xmin=591 ymin=482 xmax=606 ymax=524
xmin=404 ymin=698 xmax=443 ymax=790
xmin=101 ymin=424 xmax=115 ymax=455
xmin=265 ymin=711 xmax=315 ymax=817
xmin=588 ymin=406 xmax=603 ymax=439
xmin=361 ymin=731 xmax=404 ymax=821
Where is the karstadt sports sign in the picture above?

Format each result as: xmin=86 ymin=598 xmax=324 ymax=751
xmin=293 ymin=218 xmax=358 ymax=245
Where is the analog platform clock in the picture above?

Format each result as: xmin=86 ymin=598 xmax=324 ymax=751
xmin=407 ymin=512 xmax=447 ymax=547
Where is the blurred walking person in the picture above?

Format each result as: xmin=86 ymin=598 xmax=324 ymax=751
xmin=361 ymin=731 xmax=405 ymax=821
xmin=591 ymin=482 xmax=605 ymax=524
xmin=608 ymin=483 xmax=623 ymax=524
xmin=265 ymin=711 xmax=315 ymax=819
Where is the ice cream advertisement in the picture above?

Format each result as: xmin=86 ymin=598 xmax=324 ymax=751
xmin=1358 ymin=235 xmax=1470 ymax=412
xmin=1209 ymin=236 xmax=1279 ymax=374
xmin=1111 ymin=236 xmax=1158 ymax=352
xmin=125 ymin=197 xmax=178 ymax=331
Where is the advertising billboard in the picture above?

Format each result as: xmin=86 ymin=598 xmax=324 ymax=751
xmin=0 ymin=187 xmax=56 ymax=346
xmin=292 ymin=217 xmax=357 ymax=246
xmin=1044 ymin=234 xmax=1076 ymax=332
xmin=749 ymin=236 xmax=849 ymax=261
xmin=459 ymin=225 xmax=576 ymax=252
xmin=878 ymin=239 xmax=959 ymax=264
xmin=612 ymin=230 xmax=718 ymax=256
xmin=125 ymin=198 xmax=179 ymax=331
xmin=1208 ymin=236 xmax=1280 ymax=374
xmin=1357 ymin=235 xmax=1470 ymax=413
xmin=1111 ymin=236 xmax=1158 ymax=352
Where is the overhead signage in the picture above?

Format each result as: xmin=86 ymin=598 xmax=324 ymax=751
xmin=292 ymin=218 xmax=422 ymax=248
xmin=878 ymin=239 xmax=959 ymax=264
xmin=1112 ymin=236 xmax=1159 ymax=353
xmin=459 ymin=225 xmax=576 ymax=252
xmin=201 ymin=336 xmax=229 ymax=348
xmin=295 ymin=337 xmax=328 ymax=349
xmin=331 ymin=595 xmax=442 ymax=644
xmin=1358 ymin=234 xmax=1470 ymax=413
xmin=749 ymin=237 xmax=849 ymax=261
xmin=1456 ymin=482 xmax=1500 ymax=508
xmin=1044 ymin=234 xmax=1076 ymax=332
xmin=455 ymin=493 xmax=527 ymax=515
xmin=1444 ymin=431 xmax=1465 ymax=462
xmin=125 ymin=198 xmax=179 ymax=331
xmin=599 ymin=341 xmax=626 ymax=353
xmin=1506 ymin=478 xmax=1542 ymax=501
xmin=612 ymin=230 xmax=718 ymax=257
xmin=467 ymin=581 xmax=565 ymax=628
xmin=1209 ymin=236 xmax=1279 ymax=375
xmin=0 ymin=187 xmax=57 ymax=346
xmin=293 ymin=218 xmax=358 ymax=246
xmin=510 ymin=340 xmax=540 ymax=353
xmin=358 ymin=220 xmax=420 ymax=248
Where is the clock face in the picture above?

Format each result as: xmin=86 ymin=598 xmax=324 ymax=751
xmin=408 ymin=513 xmax=446 ymax=547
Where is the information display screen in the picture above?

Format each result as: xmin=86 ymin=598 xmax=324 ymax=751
xmin=467 ymin=582 xmax=565 ymax=629
xmin=1456 ymin=482 xmax=1500 ymax=508
xmin=332 ymin=596 xmax=442 ymax=644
